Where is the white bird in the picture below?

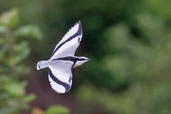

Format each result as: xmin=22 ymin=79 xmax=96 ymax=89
xmin=37 ymin=21 xmax=90 ymax=94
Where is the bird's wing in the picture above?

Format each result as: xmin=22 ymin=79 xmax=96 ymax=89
xmin=48 ymin=60 xmax=73 ymax=93
xmin=50 ymin=21 xmax=83 ymax=60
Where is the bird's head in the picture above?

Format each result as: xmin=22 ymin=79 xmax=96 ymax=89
xmin=73 ymin=56 xmax=90 ymax=68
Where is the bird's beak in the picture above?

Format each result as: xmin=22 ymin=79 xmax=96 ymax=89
xmin=88 ymin=58 xmax=92 ymax=61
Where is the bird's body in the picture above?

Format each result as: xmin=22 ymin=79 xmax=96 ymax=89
xmin=37 ymin=56 xmax=89 ymax=70
xmin=37 ymin=21 xmax=89 ymax=94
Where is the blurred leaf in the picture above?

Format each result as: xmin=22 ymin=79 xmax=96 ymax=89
xmin=0 ymin=37 xmax=4 ymax=42
xmin=45 ymin=105 xmax=70 ymax=114
xmin=0 ymin=26 xmax=7 ymax=33
xmin=14 ymin=41 xmax=30 ymax=61
xmin=14 ymin=25 xmax=42 ymax=39
xmin=15 ymin=65 xmax=31 ymax=76
xmin=0 ymin=9 xmax=19 ymax=28
xmin=8 ymin=41 xmax=30 ymax=65
xmin=103 ymin=24 xmax=131 ymax=51
xmin=0 ymin=76 xmax=11 ymax=90
xmin=144 ymin=0 xmax=171 ymax=19
xmin=23 ymin=94 xmax=36 ymax=103
xmin=5 ymin=82 xmax=25 ymax=98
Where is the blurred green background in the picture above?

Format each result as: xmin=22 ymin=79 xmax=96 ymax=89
xmin=0 ymin=0 xmax=171 ymax=114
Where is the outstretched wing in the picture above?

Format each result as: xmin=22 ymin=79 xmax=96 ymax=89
xmin=50 ymin=21 xmax=83 ymax=60
xmin=48 ymin=60 xmax=73 ymax=93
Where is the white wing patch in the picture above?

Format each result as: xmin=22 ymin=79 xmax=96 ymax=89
xmin=48 ymin=60 xmax=73 ymax=93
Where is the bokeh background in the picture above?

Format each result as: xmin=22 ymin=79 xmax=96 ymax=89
xmin=0 ymin=0 xmax=171 ymax=114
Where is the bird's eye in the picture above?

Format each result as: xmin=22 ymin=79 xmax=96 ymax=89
xmin=78 ymin=37 xmax=81 ymax=43
xmin=69 ymin=76 xmax=72 ymax=83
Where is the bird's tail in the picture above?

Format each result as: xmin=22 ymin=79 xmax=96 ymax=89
xmin=37 ymin=60 xmax=49 ymax=70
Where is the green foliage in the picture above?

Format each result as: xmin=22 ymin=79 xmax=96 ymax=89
xmin=77 ymin=4 xmax=171 ymax=114
xmin=45 ymin=105 xmax=70 ymax=114
xmin=0 ymin=9 xmax=42 ymax=114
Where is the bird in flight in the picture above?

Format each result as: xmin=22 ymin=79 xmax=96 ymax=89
xmin=37 ymin=21 xmax=90 ymax=94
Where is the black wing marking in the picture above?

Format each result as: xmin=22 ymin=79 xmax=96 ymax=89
xmin=52 ymin=21 xmax=82 ymax=56
xmin=48 ymin=69 xmax=71 ymax=93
